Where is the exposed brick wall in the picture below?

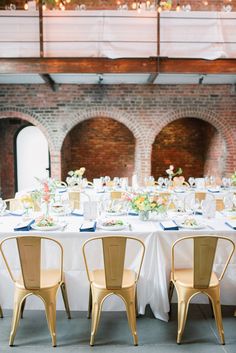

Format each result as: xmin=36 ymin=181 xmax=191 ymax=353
xmin=61 ymin=117 xmax=135 ymax=183
xmin=0 ymin=119 xmax=31 ymax=198
xmin=151 ymin=118 xmax=225 ymax=179
xmin=3 ymin=0 xmax=235 ymax=11
xmin=0 ymin=84 xmax=236 ymax=191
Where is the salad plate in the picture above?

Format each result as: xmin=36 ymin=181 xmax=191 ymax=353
xmin=105 ymin=210 xmax=126 ymax=217
xmin=98 ymin=219 xmax=128 ymax=231
xmin=31 ymin=216 xmax=66 ymax=231
xmin=31 ymin=223 xmax=65 ymax=231
xmin=176 ymin=218 xmax=206 ymax=230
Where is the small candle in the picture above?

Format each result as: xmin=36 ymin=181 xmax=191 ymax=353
xmin=132 ymin=2 xmax=137 ymax=9
xmin=146 ymin=0 xmax=150 ymax=8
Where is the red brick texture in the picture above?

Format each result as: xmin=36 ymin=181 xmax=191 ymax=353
xmin=0 ymin=84 xmax=235 ymax=196
xmin=151 ymin=118 xmax=225 ymax=179
xmin=61 ymin=117 xmax=135 ymax=183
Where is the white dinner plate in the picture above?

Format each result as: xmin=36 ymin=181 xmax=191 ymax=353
xmin=98 ymin=222 xmax=128 ymax=231
xmin=176 ymin=221 xmax=206 ymax=230
xmin=105 ymin=211 xmax=126 ymax=217
xmin=31 ymin=222 xmax=66 ymax=231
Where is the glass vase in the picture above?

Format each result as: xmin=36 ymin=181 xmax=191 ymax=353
xmin=139 ymin=210 xmax=149 ymax=221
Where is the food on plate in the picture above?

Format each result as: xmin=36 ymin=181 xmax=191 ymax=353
xmin=102 ymin=219 xmax=124 ymax=227
xmin=35 ymin=216 xmax=56 ymax=227
xmin=182 ymin=218 xmax=198 ymax=227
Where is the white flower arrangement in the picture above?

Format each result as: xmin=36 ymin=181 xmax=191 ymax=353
xmin=66 ymin=167 xmax=86 ymax=187
xmin=166 ymin=165 xmax=182 ymax=179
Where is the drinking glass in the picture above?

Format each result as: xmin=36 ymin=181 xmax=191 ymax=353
xmin=0 ymin=198 xmax=6 ymax=215
xmin=157 ymin=177 xmax=164 ymax=188
xmin=188 ymin=177 xmax=195 ymax=189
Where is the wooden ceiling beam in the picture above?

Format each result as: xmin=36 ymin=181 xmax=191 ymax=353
xmin=0 ymin=57 xmax=236 ymax=75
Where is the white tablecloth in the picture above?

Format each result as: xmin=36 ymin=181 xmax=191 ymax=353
xmin=0 ymin=211 xmax=236 ymax=321
xmin=0 ymin=10 xmax=235 ymax=59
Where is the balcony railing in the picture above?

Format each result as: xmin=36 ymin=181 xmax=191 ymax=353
xmin=0 ymin=10 xmax=235 ymax=59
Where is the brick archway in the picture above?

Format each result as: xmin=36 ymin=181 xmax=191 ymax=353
xmin=60 ymin=107 xmax=149 ymax=181
xmin=0 ymin=109 xmax=55 ymax=153
xmin=149 ymin=108 xmax=235 ymax=175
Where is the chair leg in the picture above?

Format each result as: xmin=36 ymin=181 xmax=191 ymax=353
xmin=168 ymin=281 xmax=174 ymax=315
xmin=176 ymin=287 xmax=192 ymax=344
xmin=208 ymin=287 xmax=225 ymax=345
xmin=87 ymin=285 xmax=92 ymax=319
xmin=0 ymin=305 xmax=3 ymax=318
xmin=60 ymin=282 xmax=71 ymax=319
xmin=9 ymin=289 xmax=27 ymax=346
xmin=90 ymin=287 xmax=105 ymax=346
xmin=121 ymin=287 xmax=138 ymax=346
xmin=40 ymin=288 xmax=58 ymax=347
xmin=208 ymin=297 xmax=214 ymax=318
xmin=20 ymin=298 xmax=26 ymax=319
xmin=135 ymin=287 xmax=139 ymax=318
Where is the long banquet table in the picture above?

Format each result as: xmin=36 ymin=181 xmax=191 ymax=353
xmin=0 ymin=210 xmax=236 ymax=322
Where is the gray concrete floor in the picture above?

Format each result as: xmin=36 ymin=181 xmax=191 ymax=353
xmin=0 ymin=304 xmax=236 ymax=352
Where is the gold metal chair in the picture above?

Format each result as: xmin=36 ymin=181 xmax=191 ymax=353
xmin=110 ymin=191 xmax=123 ymax=200
xmin=68 ymin=191 xmax=80 ymax=209
xmin=4 ymin=198 xmax=23 ymax=211
xmin=83 ymin=235 xmax=145 ymax=346
xmin=0 ymin=235 xmax=71 ymax=347
xmin=169 ymin=235 xmax=235 ymax=344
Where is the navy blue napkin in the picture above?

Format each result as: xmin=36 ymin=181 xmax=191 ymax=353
xmin=80 ymin=221 xmax=96 ymax=232
xmin=225 ymin=220 xmax=236 ymax=230
xmin=71 ymin=209 xmax=83 ymax=216
xmin=14 ymin=220 xmax=35 ymax=231
xmin=9 ymin=210 xmax=25 ymax=216
xmin=160 ymin=221 xmax=179 ymax=231
xmin=128 ymin=212 xmax=138 ymax=216
xmin=208 ymin=189 xmax=220 ymax=193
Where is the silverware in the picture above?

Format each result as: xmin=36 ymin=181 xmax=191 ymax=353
xmin=207 ymin=224 xmax=214 ymax=230
xmin=129 ymin=224 xmax=132 ymax=231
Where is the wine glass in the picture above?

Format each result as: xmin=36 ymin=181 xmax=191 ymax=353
xmin=157 ymin=177 xmax=164 ymax=189
xmin=0 ymin=198 xmax=6 ymax=216
xmin=188 ymin=177 xmax=195 ymax=189
xmin=163 ymin=178 xmax=169 ymax=189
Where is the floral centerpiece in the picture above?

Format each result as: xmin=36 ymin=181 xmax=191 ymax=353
xmin=159 ymin=0 xmax=172 ymax=11
xmin=66 ymin=167 xmax=86 ymax=188
xmin=32 ymin=177 xmax=58 ymax=216
xmin=130 ymin=193 xmax=168 ymax=221
xmin=166 ymin=165 xmax=182 ymax=180
xmin=231 ymin=171 xmax=236 ymax=186
xmin=20 ymin=193 xmax=34 ymax=217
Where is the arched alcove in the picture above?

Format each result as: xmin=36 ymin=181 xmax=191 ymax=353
xmin=16 ymin=126 xmax=50 ymax=192
xmin=151 ymin=118 xmax=226 ymax=179
xmin=0 ymin=118 xmax=31 ymax=198
xmin=61 ymin=117 xmax=135 ymax=182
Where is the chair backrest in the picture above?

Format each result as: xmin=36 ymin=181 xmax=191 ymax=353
xmin=68 ymin=191 xmax=80 ymax=209
xmin=0 ymin=236 xmax=63 ymax=290
xmin=4 ymin=198 xmax=23 ymax=211
xmin=111 ymin=191 xmax=122 ymax=200
xmin=83 ymin=236 xmax=145 ymax=290
xmin=172 ymin=235 xmax=235 ymax=289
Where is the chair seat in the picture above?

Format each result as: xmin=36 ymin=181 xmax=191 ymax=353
xmin=90 ymin=269 xmax=136 ymax=289
xmin=16 ymin=269 xmax=62 ymax=289
xmin=171 ymin=268 xmax=219 ymax=288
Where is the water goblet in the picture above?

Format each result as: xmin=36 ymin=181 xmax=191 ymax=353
xmin=188 ymin=177 xmax=195 ymax=189
xmin=157 ymin=177 xmax=164 ymax=189
xmin=0 ymin=198 xmax=6 ymax=216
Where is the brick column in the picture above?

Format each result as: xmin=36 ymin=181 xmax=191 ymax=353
xmin=135 ymin=138 xmax=152 ymax=186
xmin=50 ymin=150 xmax=62 ymax=181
